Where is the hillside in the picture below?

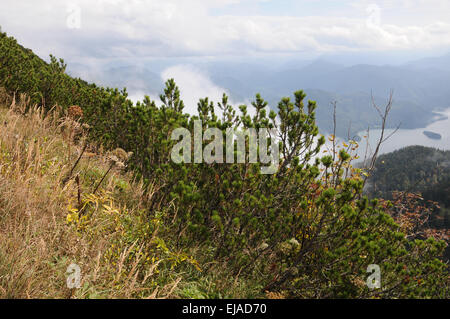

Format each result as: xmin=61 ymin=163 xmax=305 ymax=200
xmin=367 ymin=146 xmax=450 ymax=199
xmin=0 ymin=31 xmax=448 ymax=299
xmin=367 ymin=145 xmax=450 ymax=229
xmin=0 ymin=94 xmax=265 ymax=298
xmin=366 ymin=145 xmax=450 ymax=261
xmin=0 ymin=96 xmax=178 ymax=298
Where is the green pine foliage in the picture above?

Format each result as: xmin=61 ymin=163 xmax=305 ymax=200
xmin=0 ymin=30 xmax=448 ymax=298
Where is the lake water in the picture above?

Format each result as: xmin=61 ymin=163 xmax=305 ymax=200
xmin=354 ymin=108 xmax=450 ymax=156
xmin=318 ymin=108 xmax=450 ymax=163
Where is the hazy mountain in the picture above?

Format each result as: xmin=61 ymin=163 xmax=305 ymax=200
xmin=366 ymin=145 xmax=450 ymax=261
xmin=66 ymin=52 xmax=450 ymax=138
xmin=68 ymin=64 xmax=164 ymax=96
xmin=263 ymin=89 xmax=434 ymax=138
xmin=301 ymin=64 xmax=450 ymax=108
xmin=296 ymin=60 xmax=344 ymax=75
xmin=406 ymin=52 xmax=450 ymax=71
xmin=102 ymin=66 xmax=163 ymax=93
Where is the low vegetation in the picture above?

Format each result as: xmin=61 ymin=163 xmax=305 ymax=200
xmin=368 ymin=146 xmax=450 ymax=231
xmin=0 ymin=31 xmax=448 ymax=298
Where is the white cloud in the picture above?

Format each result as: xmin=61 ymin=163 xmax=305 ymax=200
xmin=0 ymin=0 xmax=449 ymax=62
xmin=160 ymin=65 xmax=236 ymax=115
xmin=158 ymin=65 xmax=262 ymax=119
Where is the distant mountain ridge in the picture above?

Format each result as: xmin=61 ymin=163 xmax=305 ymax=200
xmin=66 ymin=52 xmax=450 ymax=138
xmin=406 ymin=52 xmax=450 ymax=71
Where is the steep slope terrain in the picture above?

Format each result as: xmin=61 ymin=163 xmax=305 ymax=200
xmin=0 ymin=31 xmax=448 ymax=299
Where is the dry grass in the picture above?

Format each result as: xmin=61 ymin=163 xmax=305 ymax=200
xmin=0 ymin=92 xmax=268 ymax=300
xmin=0 ymin=95 xmax=180 ymax=298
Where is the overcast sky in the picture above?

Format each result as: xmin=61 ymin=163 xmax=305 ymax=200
xmin=1 ymin=0 xmax=450 ymax=64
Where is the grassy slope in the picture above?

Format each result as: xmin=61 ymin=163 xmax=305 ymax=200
xmin=0 ymin=92 xmax=265 ymax=299
xmin=0 ymin=95 xmax=173 ymax=298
